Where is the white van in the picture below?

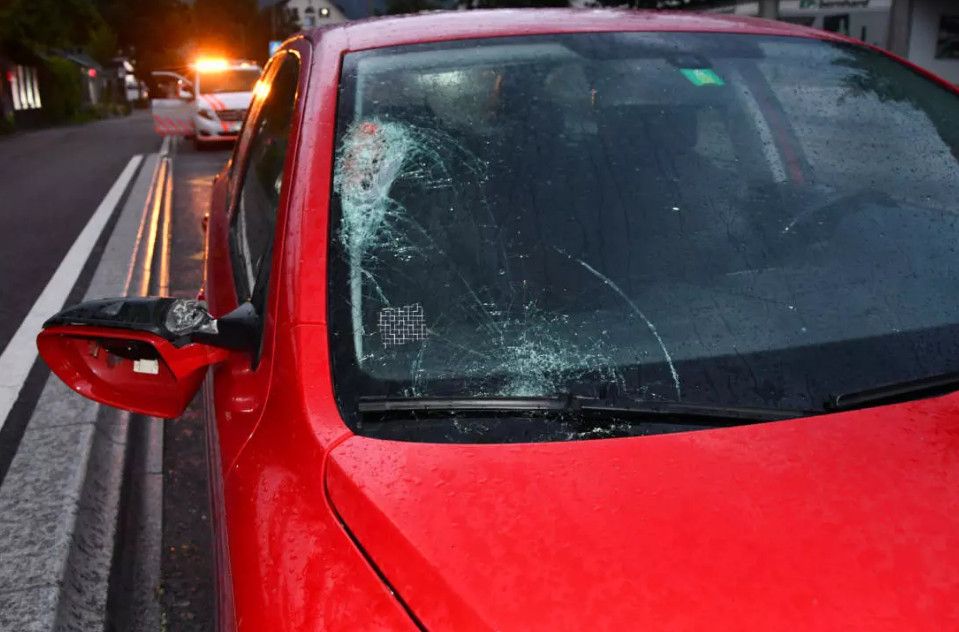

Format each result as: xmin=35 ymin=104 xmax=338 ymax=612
xmin=151 ymin=59 xmax=263 ymax=149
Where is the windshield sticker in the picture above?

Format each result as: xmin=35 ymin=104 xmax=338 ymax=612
xmin=679 ymin=68 xmax=725 ymax=87
xmin=379 ymin=304 xmax=428 ymax=347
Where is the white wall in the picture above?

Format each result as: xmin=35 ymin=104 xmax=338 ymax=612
xmin=907 ymin=0 xmax=959 ymax=83
xmin=704 ymin=1 xmax=893 ymax=48
xmin=287 ymin=0 xmax=346 ymax=27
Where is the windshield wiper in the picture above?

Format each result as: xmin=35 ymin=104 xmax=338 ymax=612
xmin=358 ymin=395 xmax=809 ymax=425
xmin=826 ymin=371 xmax=959 ymax=412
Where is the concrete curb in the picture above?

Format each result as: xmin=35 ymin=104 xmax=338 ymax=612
xmin=103 ymin=139 xmax=175 ymax=632
xmin=0 ymin=138 xmax=172 ymax=632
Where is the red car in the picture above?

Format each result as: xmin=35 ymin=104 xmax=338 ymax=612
xmin=37 ymin=10 xmax=959 ymax=630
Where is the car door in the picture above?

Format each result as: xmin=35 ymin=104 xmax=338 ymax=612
xmin=202 ymin=47 xmax=307 ymax=629
xmin=150 ymin=70 xmax=194 ymax=136
xmin=205 ymin=46 xmax=305 ymax=477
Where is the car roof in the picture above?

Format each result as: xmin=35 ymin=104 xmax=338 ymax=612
xmin=307 ymin=8 xmax=849 ymax=52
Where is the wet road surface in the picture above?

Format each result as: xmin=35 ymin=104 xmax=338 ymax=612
xmin=160 ymin=140 xmax=231 ymax=630
xmin=0 ymin=111 xmax=158 ymax=352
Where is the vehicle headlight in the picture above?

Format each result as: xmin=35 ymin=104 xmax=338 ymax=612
xmin=197 ymin=109 xmax=215 ymax=121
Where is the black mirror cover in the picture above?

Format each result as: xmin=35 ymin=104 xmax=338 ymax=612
xmin=204 ymin=302 xmax=260 ymax=351
xmin=43 ymin=297 xmax=215 ymax=345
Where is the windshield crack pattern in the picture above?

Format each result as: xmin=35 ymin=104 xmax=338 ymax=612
xmin=333 ymin=118 xmax=632 ymax=397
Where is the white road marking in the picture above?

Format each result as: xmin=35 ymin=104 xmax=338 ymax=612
xmin=0 ymin=155 xmax=144 ymax=430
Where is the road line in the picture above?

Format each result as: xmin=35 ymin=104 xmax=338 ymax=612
xmin=158 ymin=146 xmax=174 ymax=295
xmin=123 ymin=156 xmax=162 ymax=295
xmin=139 ymin=158 xmax=168 ymax=297
xmin=0 ymin=155 xmax=143 ymax=431
xmin=124 ymin=137 xmax=170 ymax=296
xmin=138 ymin=136 xmax=172 ymax=297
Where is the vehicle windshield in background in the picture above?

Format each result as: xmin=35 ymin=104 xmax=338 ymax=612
xmin=327 ymin=32 xmax=959 ymax=440
xmin=198 ymin=68 xmax=260 ymax=94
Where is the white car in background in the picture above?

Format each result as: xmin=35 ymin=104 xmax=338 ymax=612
xmin=150 ymin=59 xmax=263 ymax=149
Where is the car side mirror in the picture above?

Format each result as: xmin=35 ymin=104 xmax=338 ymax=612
xmin=36 ymin=297 xmax=259 ymax=419
xmin=179 ymin=87 xmax=194 ymax=100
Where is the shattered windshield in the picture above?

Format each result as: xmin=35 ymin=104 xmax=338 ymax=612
xmin=327 ymin=32 xmax=959 ymax=442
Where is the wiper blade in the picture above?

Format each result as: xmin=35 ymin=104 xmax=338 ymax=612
xmin=826 ymin=371 xmax=959 ymax=412
xmin=359 ymin=397 xmax=567 ymax=413
xmin=358 ymin=396 xmax=808 ymax=424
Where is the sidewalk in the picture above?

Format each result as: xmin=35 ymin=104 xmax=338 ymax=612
xmin=0 ymin=137 xmax=172 ymax=631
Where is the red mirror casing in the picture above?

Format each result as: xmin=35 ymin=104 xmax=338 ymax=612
xmin=37 ymin=325 xmax=228 ymax=419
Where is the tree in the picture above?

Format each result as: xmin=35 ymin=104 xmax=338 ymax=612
xmin=87 ymin=21 xmax=118 ymax=64
xmin=264 ymin=2 xmax=302 ymax=42
xmin=96 ymin=0 xmax=277 ymax=71
xmin=94 ymin=0 xmax=192 ymax=73
xmin=1 ymin=0 xmax=108 ymax=51
xmin=191 ymin=0 xmax=264 ymax=61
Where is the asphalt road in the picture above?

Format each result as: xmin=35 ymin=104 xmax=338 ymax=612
xmin=0 ymin=111 xmax=158 ymax=353
xmin=0 ymin=116 xmax=229 ymax=629
xmin=161 ymin=140 xmax=231 ymax=630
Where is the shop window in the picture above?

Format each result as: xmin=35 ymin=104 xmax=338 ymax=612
xmin=823 ymin=14 xmax=850 ymax=36
xmin=7 ymin=65 xmax=41 ymax=111
xmin=936 ymin=16 xmax=959 ymax=59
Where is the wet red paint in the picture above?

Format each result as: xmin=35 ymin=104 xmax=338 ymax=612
xmin=198 ymin=13 xmax=959 ymax=630
xmin=43 ymin=10 xmax=959 ymax=630
xmin=336 ymin=8 xmax=851 ymax=54
xmin=327 ymin=397 xmax=959 ymax=628
xmin=37 ymin=325 xmax=228 ymax=418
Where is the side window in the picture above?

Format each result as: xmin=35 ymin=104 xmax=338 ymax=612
xmin=229 ymin=54 xmax=300 ymax=312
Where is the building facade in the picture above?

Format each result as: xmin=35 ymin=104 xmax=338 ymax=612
xmin=707 ymin=0 xmax=959 ymax=84
xmin=286 ymin=0 xmax=347 ymax=28
xmin=895 ymin=0 xmax=959 ymax=84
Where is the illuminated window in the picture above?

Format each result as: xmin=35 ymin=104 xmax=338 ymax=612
xmin=17 ymin=66 xmax=27 ymax=109
xmin=26 ymin=67 xmax=41 ymax=108
xmin=8 ymin=69 xmax=21 ymax=110
xmin=9 ymin=66 xmax=44 ymax=110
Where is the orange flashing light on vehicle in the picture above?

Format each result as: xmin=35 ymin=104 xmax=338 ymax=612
xmin=193 ymin=58 xmax=230 ymax=73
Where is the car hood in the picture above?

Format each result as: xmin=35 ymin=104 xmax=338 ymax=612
xmin=197 ymin=91 xmax=251 ymax=111
xmin=326 ymin=395 xmax=959 ymax=630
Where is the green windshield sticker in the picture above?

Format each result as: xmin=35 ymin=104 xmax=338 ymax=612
xmin=680 ymin=68 xmax=725 ymax=87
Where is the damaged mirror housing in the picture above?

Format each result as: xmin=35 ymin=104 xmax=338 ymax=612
xmin=35 ymin=297 xmax=256 ymax=419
